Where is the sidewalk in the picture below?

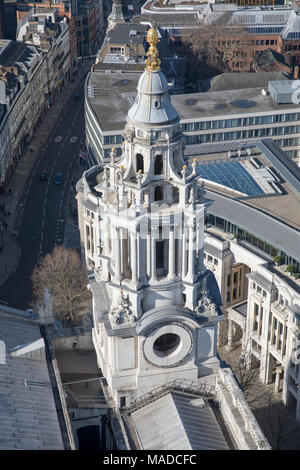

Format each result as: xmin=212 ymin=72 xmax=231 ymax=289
xmin=0 ymin=60 xmax=92 ymax=287
xmin=63 ymin=161 xmax=87 ymax=252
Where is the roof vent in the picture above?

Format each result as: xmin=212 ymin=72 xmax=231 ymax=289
xmin=24 ymin=379 xmax=47 ymax=388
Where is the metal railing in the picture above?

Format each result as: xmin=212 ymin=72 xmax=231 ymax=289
xmin=124 ymin=379 xmax=215 ymax=414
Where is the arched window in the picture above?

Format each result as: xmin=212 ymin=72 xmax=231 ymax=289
xmin=154 ymin=185 xmax=163 ymax=201
xmin=154 ymin=154 xmax=163 ymax=175
xmin=136 ymin=153 xmax=144 ymax=173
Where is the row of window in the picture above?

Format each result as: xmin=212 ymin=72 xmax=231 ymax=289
xmin=247 ymin=26 xmax=283 ymax=34
xmin=251 ymin=282 xmax=267 ymax=298
xmin=255 ymin=38 xmax=278 ymax=46
xmin=285 ymin=44 xmax=300 ymax=52
xmin=103 ymin=134 xmax=123 ymax=145
xmin=184 ymin=131 xmax=300 ymax=147
xmin=180 ymin=113 xmax=300 ymax=132
xmin=203 ymin=253 xmax=218 ymax=265
xmin=205 ymin=214 xmax=300 ymax=271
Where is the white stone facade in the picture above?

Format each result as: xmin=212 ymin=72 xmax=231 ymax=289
xmin=0 ymin=41 xmax=48 ymax=190
xmin=203 ymin=229 xmax=300 ymax=421
xmin=77 ymin=32 xmax=224 ymax=408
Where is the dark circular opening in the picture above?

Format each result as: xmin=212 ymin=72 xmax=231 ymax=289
xmin=153 ymin=333 xmax=181 ymax=357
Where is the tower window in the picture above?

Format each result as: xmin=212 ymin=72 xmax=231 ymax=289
xmin=156 ymin=241 xmax=164 ymax=269
xmin=153 ymin=333 xmax=181 ymax=357
xmin=154 ymin=155 xmax=163 ymax=175
xmin=173 ymin=186 xmax=179 ymax=203
xmin=120 ymin=396 xmax=126 ymax=408
xmin=136 ymin=153 xmax=144 ymax=173
xmin=154 ymin=185 xmax=163 ymax=201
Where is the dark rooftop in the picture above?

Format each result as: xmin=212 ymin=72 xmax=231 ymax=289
xmin=0 ymin=41 xmax=31 ymax=67
xmin=107 ymin=23 xmax=148 ymax=45
xmin=199 ymin=72 xmax=289 ymax=93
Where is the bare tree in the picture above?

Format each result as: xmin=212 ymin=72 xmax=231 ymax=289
xmin=32 ymin=246 xmax=91 ymax=325
xmin=226 ymin=347 xmax=271 ymax=406
xmin=181 ymin=20 xmax=252 ymax=79
xmin=255 ymin=395 xmax=300 ymax=450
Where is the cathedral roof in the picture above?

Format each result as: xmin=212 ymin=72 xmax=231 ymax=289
xmin=127 ymin=69 xmax=179 ymax=125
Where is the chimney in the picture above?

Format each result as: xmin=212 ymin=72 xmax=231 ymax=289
xmin=294 ymin=66 xmax=299 ymax=80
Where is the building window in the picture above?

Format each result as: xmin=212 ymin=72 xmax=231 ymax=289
xmin=154 ymin=185 xmax=163 ymax=201
xmin=173 ymin=186 xmax=179 ymax=203
xmin=154 ymin=155 xmax=163 ymax=175
xmin=156 ymin=241 xmax=164 ymax=269
xmin=120 ymin=396 xmax=126 ymax=407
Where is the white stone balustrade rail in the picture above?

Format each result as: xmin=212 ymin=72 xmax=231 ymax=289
xmin=217 ymin=368 xmax=271 ymax=450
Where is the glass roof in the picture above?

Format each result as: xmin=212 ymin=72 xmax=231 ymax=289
xmin=196 ymin=161 xmax=265 ymax=196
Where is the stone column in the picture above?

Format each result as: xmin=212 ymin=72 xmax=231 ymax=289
xmin=275 ymin=368 xmax=281 ymax=394
xmin=198 ymin=221 xmax=204 ymax=274
xmin=113 ymin=225 xmax=121 ymax=280
xmin=187 ymin=221 xmax=195 ymax=281
xmin=147 ymin=228 xmax=151 ymax=279
xmin=177 ymin=225 xmax=182 ymax=278
xmin=130 ymin=231 xmax=137 ymax=283
xmin=182 ymin=226 xmax=187 ymax=278
xmin=168 ymin=226 xmax=176 ymax=280
xmin=226 ymin=319 xmax=234 ymax=351
xmin=151 ymin=228 xmax=157 ymax=281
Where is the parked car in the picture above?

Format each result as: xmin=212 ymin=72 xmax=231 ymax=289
xmin=54 ymin=173 xmax=63 ymax=185
xmin=39 ymin=171 xmax=47 ymax=181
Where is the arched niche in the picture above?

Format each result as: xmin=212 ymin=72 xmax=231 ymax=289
xmin=136 ymin=153 xmax=144 ymax=173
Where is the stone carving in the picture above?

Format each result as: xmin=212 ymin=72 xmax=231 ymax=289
xmin=110 ymin=289 xmax=137 ymax=327
xmin=195 ymin=286 xmax=217 ymax=319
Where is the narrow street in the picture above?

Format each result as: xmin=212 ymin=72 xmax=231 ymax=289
xmin=0 ymin=74 xmax=87 ymax=309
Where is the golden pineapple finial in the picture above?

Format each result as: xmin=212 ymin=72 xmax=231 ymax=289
xmin=145 ymin=26 xmax=161 ymax=72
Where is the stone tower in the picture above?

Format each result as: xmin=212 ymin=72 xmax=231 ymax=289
xmin=77 ymin=27 xmax=223 ymax=409
xmin=107 ymin=0 xmax=130 ymax=31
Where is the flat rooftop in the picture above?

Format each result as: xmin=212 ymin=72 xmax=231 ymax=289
xmin=174 ymin=87 xmax=300 ymax=121
xmin=106 ymin=23 xmax=148 ymax=45
xmin=0 ymin=308 xmax=64 ymax=450
xmin=196 ymin=139 xmax=300 ymax=233
xmin=87 ymin=71 xmax=139 ymax=132
xmin=133 ymin=12 xmax=200 ymax=26
xmin=87 ymin=71 xmax=300 ymax=134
